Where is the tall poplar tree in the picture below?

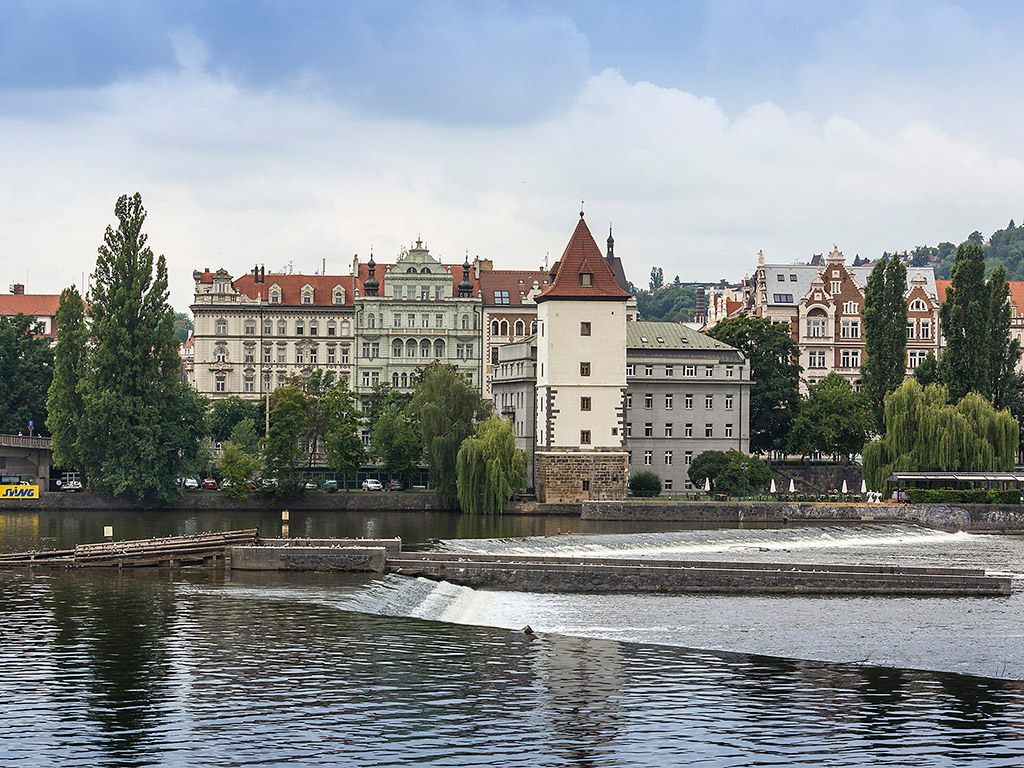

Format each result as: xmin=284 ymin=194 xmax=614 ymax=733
xmin=860 ymin=257 xmax=908 ymax=433
xmin=986 ymin=264 xmax=1021 ymax=410
xmin=0 ymin=314 xmax=53 ymax=436
xmin=75 ymin=193 xmax=206 ymax=503
xmin=939 ymin=243 xmax=990 ymax=401
xmin=46 ymin=286 xmax=88 ymax=469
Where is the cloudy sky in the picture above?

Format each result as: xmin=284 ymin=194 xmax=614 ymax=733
xmin=3 ymin=0 xmax=1024 ymax=311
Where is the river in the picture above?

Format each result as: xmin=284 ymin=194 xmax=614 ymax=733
xmin=2 ymin=507 xmax=1023 ymax=766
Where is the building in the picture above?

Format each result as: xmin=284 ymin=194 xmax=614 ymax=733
xmin=0 ymin=284 xmax=61 ymax=338
xmin=533 ymin=213 xmax=632 ymax=503
xmin=190 ymin=267 xmax=356 ymax=400
xmin=624 ymin=321 xmax=750 ymax=493
xmin=480 ymin=265 xmax=547 ymax=401
xmin=492 ymin=338 xmax=538 ymax=484
xmin=350 ymin=240 xmax=482 ymax=401
xmin=748 ymin=247 xmax=941 ymax=392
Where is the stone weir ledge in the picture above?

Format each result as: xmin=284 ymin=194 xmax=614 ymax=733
xmin=230 ymin=539 xmax=1012 ymax=597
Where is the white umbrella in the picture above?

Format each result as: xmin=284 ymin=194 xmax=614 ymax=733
xmin=770 ymin=477 xmax=777 ymax=493
xmin=841 ymin=479 xmax=848 ymax=494
xmin=861 ymin=479 xmax=867 ymax=494
xmin=704 ymin=477 xmax=711 ymax=492
xmin=788 ymin=478 xmax=795 ymax=493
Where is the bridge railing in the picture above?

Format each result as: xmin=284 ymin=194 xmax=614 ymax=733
xmin=0 ymin=434 xmax=52 ymax=449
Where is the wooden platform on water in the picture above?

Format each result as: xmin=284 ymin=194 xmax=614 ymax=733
xmin=0 ymin=529 xmax=258 ymax=568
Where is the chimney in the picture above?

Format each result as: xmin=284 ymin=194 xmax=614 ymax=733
xmin=695 ymin=287 xmax=707 ymax=323
xmin=10 ymin=283 xmax=24 ymax=295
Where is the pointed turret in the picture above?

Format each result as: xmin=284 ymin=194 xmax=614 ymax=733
xmin=364 ymin=251 xmax=379 ymax=296
xmin=536 ymin=214 xmax=631 ymax=303
xmin=458 ymin=255 xmax=474 ymax=297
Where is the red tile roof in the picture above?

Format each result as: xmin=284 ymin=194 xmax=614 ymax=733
xmin=935 ymin=278 xmax=1024 ymax=317
xmin=478 ymin=269 xmax=551 ymax=307
xmin=352 ymin=262 xmax=481 ymax=298
xmin=535 ymin=216 xmax=632 ymax=303
xmin=935 ymin=279 xmax=950 ymax=304
xmin=0 ymin=294 xmax=61 ymax=318
xmin=232 ymin=274 xmax=355 ymax=307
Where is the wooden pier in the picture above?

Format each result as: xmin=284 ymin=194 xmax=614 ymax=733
xmin=0 ymin=529 xmax=258 ymax=568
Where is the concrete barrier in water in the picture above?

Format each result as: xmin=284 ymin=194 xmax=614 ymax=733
xmin=231 ymin=545 xmax=387 ymax=572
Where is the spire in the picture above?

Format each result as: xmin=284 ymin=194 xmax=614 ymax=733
xmin=458 ymin=254 xmax=473 ymax=297
xmin=607 ymin=223 xmax=614 ymax=259
xmin=364 ymin=247 xmax=379 ymax=295
xmin=535 ymin=214 xmax=631 ymax=303
xmin=580 ymin=200 xmax=585 ymax=219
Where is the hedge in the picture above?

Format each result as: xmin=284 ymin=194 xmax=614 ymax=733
xmin=904 ymin=488 xmax=1022 ymax=505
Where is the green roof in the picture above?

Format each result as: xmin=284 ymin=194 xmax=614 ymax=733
xmin=626 ymin=321 xmax=739 ymax=352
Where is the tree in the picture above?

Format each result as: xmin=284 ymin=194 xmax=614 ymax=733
xmin=787 ymin=373 xmax=870 ymax=459
xmin=47 ymin=287 xmax=87 ymax=467
xmin=986 ymin=264 xmax=1021 ymax=410
xmin=456 ymin=415 xmax=527 ymax=514
xmin=216 ymin=442 xmax=260 ymax=500
xmin=322 ymin=378 xmax=365 ymax=489
xmin=73 ymin=193 xmax=206 ymax=503
xmin=860 ymin=257 xmax=907 ymax=433
xmin=229 ymin=418 xmax=260 ymax=454
xmin=371 ymin=403 xmax=421 ymax=484
xmin=688 ymin=450 xmax=730 ymax=490
xmin=0 ymin=314 xmax=53 ymax=437
xmin=209 ymin=396 xmax=259 ymax=442
xmin=862 ymin=379 xmax=1018 ymax=490
xmin=362 ymin=382 xmax=413 ymax=433
xmin=687 ymin=449 xmax=770 ymax=496
xmin=649 ymin=266 xmax=664 ymax=291
xmin=411 ymin=362 xmax=490 ymax=508
xmin=706 ymin=316 xmax=801 ymax=454
xmin=262 ymin=385 xmax=308 ymax=489
xmin=967 ymin=231 xmax=984 ymax=246
xmin=912 ymin=352 xmax=940 ymax=387
xmin=628 ymin=470 xmax=662 ymax=498
xmin=939 ymin=243 xmax=991 ymax=401
xmin=172 ymin=312 xmax=193 ymax=344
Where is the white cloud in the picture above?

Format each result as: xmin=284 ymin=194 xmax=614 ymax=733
xmin=2 ymin=63 xmax=1023 ymax=311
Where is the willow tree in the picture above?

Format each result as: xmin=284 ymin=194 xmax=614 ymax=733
xmin=861 ymin=256 xmax=907 ymax=433
xmin=456 ymin=415 xmax=527 ymax=515
xmin=862 ymin=379 xmax=1018 ymax=489
xmin=46 ymin=286 xmax=87 ymax=469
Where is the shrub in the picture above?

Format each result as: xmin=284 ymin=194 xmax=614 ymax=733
xmin=629 ymin=471 xmax=662 ymax=497
xmin=905 ymin=488 xmax=1022 ymax=504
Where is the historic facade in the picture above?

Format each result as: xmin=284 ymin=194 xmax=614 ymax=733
xmin=491 ymin=338 xmax=538 ymax=484
xmin=350 ymin=240 xmax=483 ymax=401
xmin=190 ymin=267 xmax=356 ymax=401
xmin=480 ymin=266 xmax=546 ymax=401
xmin=1 ymin=284 xmax=61 ymax=338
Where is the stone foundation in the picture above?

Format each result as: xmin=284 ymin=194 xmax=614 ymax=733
xmin=535 ymin=450 xmax=627 ymax=503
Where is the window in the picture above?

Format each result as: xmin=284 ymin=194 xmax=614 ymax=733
xmin=685 ymin=394 xmax=693 ymax=410
xmin=278 ymin=320 xmax=287 ymax=335
xmin=725 ymin=366 xmax=734 ymax=378
xmin=909 ymin=299 xmax=927 ymax=311
xmin=421 ymin=287 xmax=430 ymax=301
xmin=333 ymin=290 xmax=345 ymax=306
xmin=244 ymin=347 xmax=254 ymax=364
xmin=420 ymin=339 xmax=431 ymax=358
xmin=263 ymin=373 xmax=271 ymax=391
xmin=841 ymin=349 xmax=861 ymax=368
xmin=277 ymin=374 xmax=285 ymax=387
xmin=684 ymin=450 xmax=693 ymax=465
xmin=395 ymin=314 xmax=403 ymax=327
xmin=462 ymin=315 xmax=470 ymax=330
xmin=665 ymin=450 xmax=673 ymax=465
xmin=685 ymin=423 xmax=693 ymax=438
xmin=644 ymin=393 xmax=653 ymax=409
xmin=705 ymin=394 xmax=713 ymax=409
xmin=263 ymin=318 xmax=272 ymax=335
xmin=581 ymin=322 xmax=591 ymax=336
xmin=295 ymin=320 xmax=304 ymax=335
xmin=705 ymin=423 xmax=713 ymax=438
xmin=644 ymin=423 xmax=653 ymax=437
xmin=665 ymin=393 xmax=673 ymax=409
xmin=684 ymin=365 xmax=696 ymax=377
xmin=725 ymin=423 xmax=733 ymax=438
xmin=840 ymin=319 xmax=860 ymax=339
xmin=725 ymin=394 xmax=734 ymax=411
xmin=327 ymin=347 xmax=336 ymax=364
xmin=341 ymin=321 xmax=350 ymax=336
xmin=664 ymin=478 xmax=673 ymax=491
xmin=309 ymin=321 xmax=318 ymax=336
xmin=920 ymin=320 xmax=932 ymax=340
xmin=295 ymin=348 xmax=305 ymax=365
xmin=243 ymin=319 xmax=255 ymax=335
xmin=665 ymin=423 xmax=673 ymax=437
xmin=580 ymin=362 xmax=591 ymax=376
xmin=215 ymin=347 xmax=227 ymax=363
xmin=626 ymin=393 xmax=633 ymax=409
xmin=843 ymin=301 xmax=859 ymax=314
xmin=436 ymin=314 xmax=443 ymax=328
xmin=515 ymin=320 xmax=525 ymax=336
xmin=644 ymin=450 xmax=652 ymax=465
xmin=244 ymin=376 xmax=255 ymax=393
xmin=645 ymin=365 xmax=653 ymax=376
xmin=263 ymin=346 xmax=271 ymax=364
xmin=808 ymin=316 xmax=827 ymax=338
xmin=773 ymin=294 xmax=794 ymax=303
xmin=665 ymin=365 xmax=674 ymax=377
xmin=831 ymin=281 xmax=841 ymax=294
xmin=582 ymin=479 xmax=590 ymax=492
xmin=422 ymin=314 xmax=429 ymax=328
xmin=270 ymin=290 xmax=281 ymax=304
xmin=367 ymin=314 xmax=375 ymax=329
xmin=435 ymin=287 xmax=443 ymax=300
xmin=277 ymin=346 xmax=286 ymax=364
xmin=434 ymin=340 xmax=444 ymax=358
xmin=906 ymin=321 xmax=916 ymax=340
xmin=580 ymin=273 xmax=592 ymax=287
xmin=327 ymin=320 xmax=336 ymax=336
xmin=362 ymin=371 xmax=371 ymax=387
xmin=705 ymin=365 xmax=714 ymax=377
xmin=215 ymin=376 xmax=225 ymax=392
xmin=908 ymin=350 xmax=928 ymax=368
xmin=625 ymin=422 xmax=632 ymax=437
xmin=302 ymin=292 xmax=312 ymax=305
xmin=809 ymin=350 xmax=826 ymax=369
xmin=777 ymin=274 xmax=785 ymax=282
xmin=580 ymin=397 xmax=591 ymax=411
xmin=494 ymin=290 xmax=510 ymax=305
xmin=341 ymin=347 xmax=349 ymax=364
xmin=626 ymin=364 xmax=635 ymax=376
xmin=309 ymin=346 xmax=318 ymax=364
xmin=581 ymin=430 xmax=591 ymax=444
xmin=216 ymin=318 xmax=227 ymax=335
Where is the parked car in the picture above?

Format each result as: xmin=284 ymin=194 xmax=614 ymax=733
xmin=201 ymin=478 xmax=218 ymax=490
xmin=59 ymin=479 xmax=83 ymax=492
xmin=261 ymin=478 xmax=278 ymax=488
xmin=304 ymin=480 xmax=318 ymax=490
xmin=361 ymin=478 xmax=383 ymax=491
xmin=183 ymin=477 xmax=200 ymax=490
xmin=385 ymin=479 xmax=405 ymax=492
xmin=322 ymin=480 xmax=339 ymax=491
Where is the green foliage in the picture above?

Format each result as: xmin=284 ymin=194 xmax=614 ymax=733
xmin=939 ymin=243 xmax=991 ymax=401
xmin=456 ymin=416 xmax=527 ymax=514
xmin=172 ymin=312 xmax=193 ymax=344
xmin=216 ymin=442 xmax=260 ymax=500
xmin=47 ymin=287 xmax=87 ymax=467
xmin=370 ymin=403 xmax=420 ymax=483
xmin=229 ymin=418 xmax=260 ymax=454
xmin=262 ymin=385 xmax=308 ymax=489
xmin=913 ymin=352 xmax=940 ymax=387
xmin=411 ymin=362 xmax=490 ymax=509
xmin=73 ymin=193 xmax=207 ymax=503
xmin=688 ymin=449 xmax=770 ymax=496
xmin=362 ymin=383 xmax=414 ymax=433
xmin=688 ymin=450 xmax=730 ymax=489
xmin=788 ymin=373 xmax=871 ymax=458
xmin=209 ymin=396 xmax=259 ymax=442
xmin=649 ymin=266 xmax=664 ymax=291
xmin=862 ymin=379 xmax=1018 ymax=490
xmin=861 ymin=257 xmax=907 ymax=433
xmin=628 ymin=282 xmax=697 ymax=323
xmin=628 ymin=470 xmax=662 ymax=497
xmin=987 ymin=265 xmax=1022 ymax=410
xmin=905 ymin=488 xmax=1021 ymax=505
xmin=0 ymin=314 xmax=53 ymax=438
xmin=706 ymin=316 xmax=801 ymax=453
xmin=322 ymin=378 xmax=365 ymax=489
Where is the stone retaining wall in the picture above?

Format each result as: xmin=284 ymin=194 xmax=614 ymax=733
xmin=231 ymin=545 xmax=386 ymax=572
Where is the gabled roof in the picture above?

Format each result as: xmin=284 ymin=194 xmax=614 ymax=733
xmin=535 ymin=216 xmax=632 ymax=303
xmin=352 ymin=262 xmax=481 ymax=298
xmin=478 ymin=269 xmax=551 ymax=307
xmin=232 ymin=274 xmax=355 ymax=307
xmin=0 ymin=294 xmax=61 ymax=319
xmin=626 ymin=320 xmax=741 ymax=352
xmin=761 ymin=262 xmax=936 ymax=306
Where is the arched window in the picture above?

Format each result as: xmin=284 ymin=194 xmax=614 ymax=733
xmin=530 ymin=320 xmax=537 ymax=334
xmin=393 ymin=372 xmax=400 ymax=387
xmin=333 ymin=289 xmax=345 ymax=305
xmin=499 ymin=319 xmax=509 ymax=336
xmin=215 ymin=346 xmax=227 ymax=363
xmin=420 ymin=339 xmax=431 ymax=358
xmin=368 ymin=313 xmax=376 ymax=329
xmin=420 ymin=267 xmax=431 ymax=274
xmin=434 ymin=339 xmax=444 ymax=358
xmin=392 ymin=339 xmax=403 ymax=358
xmin=491 ymin=320 xmax=499 ymax=335
xmin=462 ymin=315 xmax=469 ymax=330
xmin=406 ymin=339 xmax=417 ymax=358
xmin=407 ymin=267 xmax=417 ymax=273
xmin=401 ymin=372 xmax=408 ymax=388
xmin=270 ymin=289 xmax=281 ymax=304
xmin=514 ymin=319 xmax=525 ymax=336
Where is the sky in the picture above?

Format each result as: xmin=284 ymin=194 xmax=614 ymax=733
xmin=3 ymin=0 xmax=1024 ymax=312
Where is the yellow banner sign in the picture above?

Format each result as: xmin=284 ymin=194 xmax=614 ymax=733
xmin=1 ymin=485 xmax=39 ymax=499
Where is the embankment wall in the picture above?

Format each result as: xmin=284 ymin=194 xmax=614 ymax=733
xmin=231 ymin=545 xmax=386 ymax=572
xmin=0 ymin=491 xmax=444 ymax=512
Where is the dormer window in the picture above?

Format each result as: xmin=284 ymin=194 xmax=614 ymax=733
xmin=301 ymin=284 xmax=314 ymax=305
xmin=580 ymin=273 xmax=592 ymax=287
xmin=269 ymin=285 xmax=282 ymax=304
xmin=332 ymin=286 xmax=346 ymax=305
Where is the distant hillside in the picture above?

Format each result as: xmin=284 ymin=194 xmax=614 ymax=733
xmin=884 ymin=220 xmax=1024 ymax=279
xmin=627 ymin=282 xmax=697 ymax=323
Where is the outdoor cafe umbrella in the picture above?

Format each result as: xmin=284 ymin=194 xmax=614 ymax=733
xmin=788 ymin=478 xmax=795 ymax=493
xmin=841 ymin=479 xmax=848 ymax=494
xmin=861 ymin=479 xmax=867 ymax=494
xmin=704 ymin=476 xmax=711 ymax=492
xmin=770 ymin=477 xmax=776 ymax=493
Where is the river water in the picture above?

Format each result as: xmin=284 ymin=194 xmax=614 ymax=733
xmin=2 ymin=508 xmax=1024 ymax=766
